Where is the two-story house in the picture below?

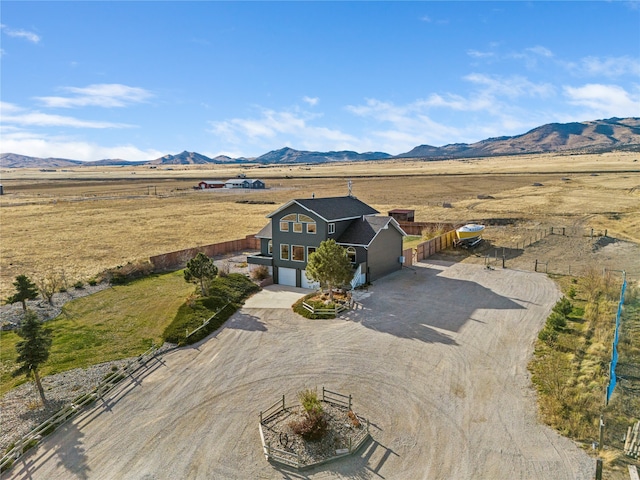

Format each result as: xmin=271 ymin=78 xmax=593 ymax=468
xmin=248 ymin=195 xmax=406 ymax=288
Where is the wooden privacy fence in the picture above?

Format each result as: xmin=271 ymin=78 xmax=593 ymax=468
xmin=0 ymin=344 xmax=161 ymax=474
xmin=402 ymin=230 xmax=458 ymax=267
xmin=398 ymin=221 xmax=458 ymax=236
xmin=149 ymin=234 xmax=259 ymax=272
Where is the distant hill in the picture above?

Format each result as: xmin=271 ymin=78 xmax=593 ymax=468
xmin=147 ymin=151 xmax=218 ymax=165
xmin=2 ymin=117 xmax=638 ymax=168
xmin=254 ymin=147 xmax=392 ymax=164
xmin=397 ymin=117 xmax=640 ymax=159
xmin=0 ymin=153 xmax=83 ymax=168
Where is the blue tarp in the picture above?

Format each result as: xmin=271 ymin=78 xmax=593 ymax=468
xmin=606 ymin=278 xmax=626 ymax=404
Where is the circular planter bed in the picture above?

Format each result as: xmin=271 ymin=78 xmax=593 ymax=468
xmin=259 ymin=394 xmax=369 ymax=469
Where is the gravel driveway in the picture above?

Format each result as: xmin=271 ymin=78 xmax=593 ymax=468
xmin=6 ymin=261 xmax=594 ymax=479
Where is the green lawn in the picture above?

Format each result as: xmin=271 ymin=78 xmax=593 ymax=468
xmin=403 ymin=235 xmax=424 ymax=251
xmin=0 ymin=270 xmax=194 ymax=396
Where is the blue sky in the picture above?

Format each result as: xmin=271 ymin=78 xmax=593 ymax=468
xmin=1 ymin=1 xmax=639 ymax=161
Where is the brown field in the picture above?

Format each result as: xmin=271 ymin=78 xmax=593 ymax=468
xmin=1 ymin=152 xmax=639 ymax=299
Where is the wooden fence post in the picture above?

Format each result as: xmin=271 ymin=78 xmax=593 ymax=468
xmin=282 ymin=395 xmax=285 ymax=411
xmin=535 ymin=259 xmax=538 ymax=272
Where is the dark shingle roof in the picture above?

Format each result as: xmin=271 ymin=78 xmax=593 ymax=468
xmin=338 ymin=216 xmax=404 ymax=246
xmin=281 ymin=196 xmax=378 ymax=221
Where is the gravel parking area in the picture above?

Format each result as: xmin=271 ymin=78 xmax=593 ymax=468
xmin=6 ymin=261 xmax=594 ymax=479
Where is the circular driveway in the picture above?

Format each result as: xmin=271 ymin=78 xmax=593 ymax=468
xmin=7 ymin=261 xmax=594 ymax=479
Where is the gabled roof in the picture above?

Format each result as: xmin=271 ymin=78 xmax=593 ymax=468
xmin=267 ymin=196 xmax=378 ymax=222
xmin=255 ymin=222 xmax=272 ymax=239
xmin=225 ymin=178 xmax=262 ymax=184
xmin=337 ymin=216 xmax=406 ymax=247
xmin=200 ymin=180 xmax=224 ymax=184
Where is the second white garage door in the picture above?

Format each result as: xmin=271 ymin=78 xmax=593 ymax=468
xmin=301 ymin=270 xmax=320 ymax=289
xmin=278 ymin=267 xmax=297 ymax=287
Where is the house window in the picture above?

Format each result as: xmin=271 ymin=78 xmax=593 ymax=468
xmin=307 ymin=246 xmax=317 ymax=258
xmin=298 ymin=214 xmax=316 ymax=233
xmin=268 ymin=240 xmax=272 ymax=255
xmin=280 ymin=244 xmax=290 ymax=260
xmin=280 ymin=213 xmax=297 ymax=232
xmin=293 ymin=223 xmax=303 ymax=233
xmin=328 ymin=223 xmax=335 ymax=234
xmin=292 ymin=245 xmax=305 ymax=262
xmin=347 ymin=247 xmax=357 ymax=264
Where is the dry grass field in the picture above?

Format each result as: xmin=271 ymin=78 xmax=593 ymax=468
xmin=1 ymin=152 xmax=639 ymax=299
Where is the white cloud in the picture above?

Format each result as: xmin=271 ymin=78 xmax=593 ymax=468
xmin=209 ymin=107 xmax=360 ymax=154
xmin=1 ymin=103 xmax=133 ymax=128
xmin=1 ymin=24 xmax=40 ymax=43
xmin=464 ymin=73 xmax=555 ymax=99
xmin=0 ymin=130 xmax=164 ymax=161
xmin=526 ymin=46 xmax=553 ymax=58
xmin=467 ymin=49 xmax=495 ymax=59
xmin=303 ymin=96 xmax=319 ymax=106
xmin=576 ymin=56 xmax=640 ymax=78
xmin=35 ymin=84 xmax=153 ymax=108
xmin=563 ymin=83 xmax=640 ymax=118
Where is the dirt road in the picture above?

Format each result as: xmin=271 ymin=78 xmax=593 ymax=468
xmin=6 ymin=262 xmax=594 ymax=479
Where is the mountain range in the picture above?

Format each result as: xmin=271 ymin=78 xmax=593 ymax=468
xmin=1 ymin=117 xmax=638 ymax=169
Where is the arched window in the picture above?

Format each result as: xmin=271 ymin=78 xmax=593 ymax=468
xmin=346 ymin=247 xmax=356 ymax=264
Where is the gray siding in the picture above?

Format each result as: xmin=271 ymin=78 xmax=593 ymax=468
xmin=271 ymin=204 xmax=324 ymax=272
xmin=367 ymin=226 xmax=404 ymax=281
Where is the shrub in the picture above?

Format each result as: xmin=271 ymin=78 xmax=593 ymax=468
xmin=207 ymin=273 xmax=259 ymax=303
xmin=553 ymin=297 xmax=573 ymax=317
xmin=73 ymin=281 xmax=85 ymax=289
xmin=538 ymin=326 xmax=558 ymax=345
xmin=292 ymin=294 xmax=337 ymax=319
xmin=299 ymin=388 xmax=323 ymax=415
xmin=251 ymin=265 xmax=270 ymax=281
xmin=547 ymin=312 xmax=567 ymax=331
xmin=162 ymin=274 xmax=257 ymax=345
xmin=289 ymin=410 xmax=327 ymax=440
xmin=104 ymin=261 xmax=154 ymax=285
xmin=88 ymin=278 xmax=98 ymax=286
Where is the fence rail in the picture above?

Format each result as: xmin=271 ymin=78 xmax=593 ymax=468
xmin=185 ymin=302 xmax=231 ymax=339
xmin=0 ymin=344 xmax=160 ymax=474
xmin=259 ymin=388 xmax=369 ymax=469
xmin=322 ymin=387 xmax=352 ymax=410
xmin=302 ymin=302 xmax=348 ymax=316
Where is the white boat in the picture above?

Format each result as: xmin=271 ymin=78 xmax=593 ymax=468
xmin=456 ymin=224 xmax=485 ymax=241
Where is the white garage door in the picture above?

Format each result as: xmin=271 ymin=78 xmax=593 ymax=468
xmin=278 ymin=267 xmax=297 ymax=287
xmin=301 ymin=270 xmax=320 ymax=290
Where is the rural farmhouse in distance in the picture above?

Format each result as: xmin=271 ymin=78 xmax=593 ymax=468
xmin=248 ymin=195 xmax=406 ymax=288
xmin=196 ymin=179 xmax=266 ymax=189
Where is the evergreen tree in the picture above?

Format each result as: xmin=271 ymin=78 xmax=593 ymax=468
xmin=13 ymin=310 xmax=53 ymax=405
xmin=305 ymin=239 xmax=353 ymax=301
xmin=184 ymin=252 xmax=218 ymax=296
xmin=8 ymin=275 xmax=39 ymax=311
